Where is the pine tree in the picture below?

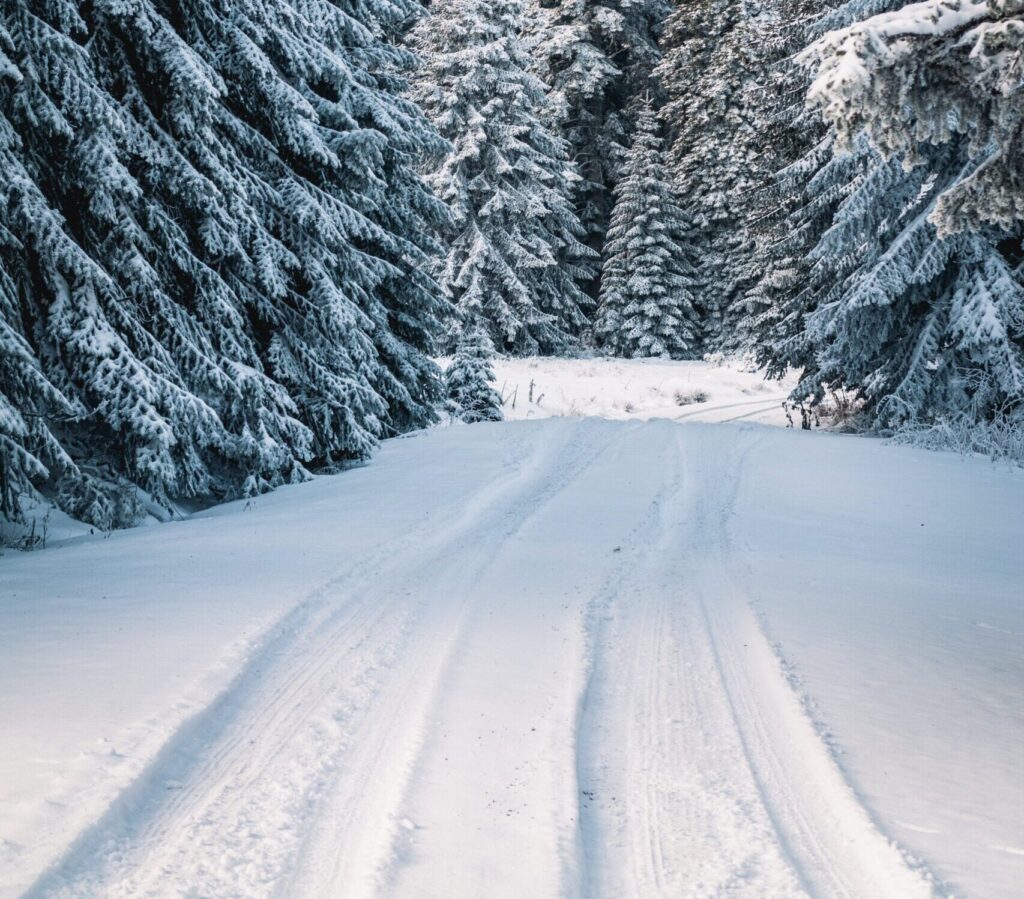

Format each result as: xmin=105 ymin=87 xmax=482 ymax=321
xmin=804 ymin=0 xmax=1024 ymax=236
xmin=2 ymin=0 xmax=260 ymax=526
xmin=0 ymin=19 xmax=78 ymax=521
xmin=778 ymin=0 xmax=1024 ymax=425
xmin=595 ymin=100 xmax=700 ymax=359
xmin=412 ymin=0 xmax=595 ymax=355
xmin=740 ymin=0 xmax=907 ymax=379
xmin=744 ymin=135 xmax=874 ymax=379
xmin=530 ymin=0 xmax=671 ymax=281
xmin=655 ymin=0 xmax=751 ymax=347
xmin=0 ymin=0 xmax=448 ymax=525
xmin=656 ymin=0 xmax=816 ymax=350
xmin=729 ymin=0 xmax=836 ymax=364
xmin=789 ymin=135 xmax=1024 ymax=427
xmin=0 ymin=267 xmax=78 ymax=522
xmin=93 ymin=0 xmax=450 ymax=460
xmin=445 ymin=327 xmax=504 ymax=423
xmin=746 ymin=0 xmax=902 ymax=376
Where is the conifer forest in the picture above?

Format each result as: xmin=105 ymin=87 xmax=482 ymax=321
xmin=2 ymin=0 xmax=1021 ymax=527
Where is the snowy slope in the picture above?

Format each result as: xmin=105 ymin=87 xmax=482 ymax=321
xmin=1 ymin=406 xmax=1021 ymax=897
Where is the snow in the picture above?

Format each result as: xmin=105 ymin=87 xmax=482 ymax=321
xmin=489 ymin=354 xmax=799 ymax=425
xmin=1 ymin=360 xmax=1021 ymax=899
xmin=803 ymin=0 xmax=990 ymax=105
xmin=0 ymin=495 xmax=93 ymax=551
xmin=736 ymin=431 xmax=1024 ymax=898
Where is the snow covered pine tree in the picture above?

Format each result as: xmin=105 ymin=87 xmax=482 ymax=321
xmin=530 ymin=0 xmax=670 ymax=290
xmin=0 ymin=14 xmax=83 ymax=521
xmin=791 ymin=0 xmax=1024 ymax=425
xmin=734 ymin=0 xmax=898 ymax=380
xmin=729 ymin=0 xmax=836 ymax=364
xmin=655 ymin=0 xmax=767 ymax=349
xmin=0 ymin=0 xmax=447 ymax=526
xmin=92 ymin=0 xmax=451 ymax=466
xmin=2 ymin=0 xmax=255 ymax=528
xmin=445 ymin=327 xmax=504 ymax=423
xmin=412 ymin=0 xmax=595 ymax=356
xmin=806 ymin=0 xmax=1024 ymax=236
xmin=595 ymin=99 xmax=700 ymax=359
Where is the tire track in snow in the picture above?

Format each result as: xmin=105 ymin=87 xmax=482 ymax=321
xmin=23 ymin=419 xmax=946 ymax=899
xmin=573 ymin=426 xmax=938 ymax=899
xmin=280 ymin=419 xmax=634 ymax=899
xmin=21 ymin=428 xmax=540 ymax=897
xmin=719 ymin=405 xmax=787 ymax=424
xmin=570 ymin=427 xmax=686 ymax=897
xmin=24 ymin=419 xmax=623 ymax=899
xmin=690 ymin=429 xmax=938 ymax=899
xmin=573 ymin=428 xmax=805 ymax=898
xmin=675 ymin=395 xmax=786 ymax=422
xmin=377 ymin=422 xmax=684 ymax=899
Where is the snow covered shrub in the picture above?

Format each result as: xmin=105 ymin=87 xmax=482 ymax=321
xmin=784 ymin=390 xmax=863 ymax=431
xmin=674 ymin=389 xmax=710 ymax=407
xmin=0 ymin=503 xmax=49 ymax=551
xmin=445 ymin=328 xmax=504 ymax=424
xmin=55 ymin=473 xmax=144 ymax=532
xmin=891 ymin=410 xmax=1024 ymax=465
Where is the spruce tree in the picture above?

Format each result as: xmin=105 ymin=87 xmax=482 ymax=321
xmin=744 ymin=135 xmax=875 ymax=379
xmin=412 ymin=0 xmax=595 ymax=355
xmin=755 ymin=0 xmax=1024 ymax=427
xmin=530 ymin=0 xmax=670 ymax=282
xmin=804 ymin=0 xmax=1024 ymax=236
xmin=2 ymin=0 xmax=264 ymax=526
xmin=730 ymin=0 xmax=836 ymax=363
xmin=0 ymin=0 xmax=448 ymax=525
xmin=746 ymin=0 xmax=903 ymax=376
xmin=794 ymin=141 xmax=1023 ymax=425
xmin=655 ymin=0 xmax=839 ymax=356
xmin=93 ymin=0 xmax=449 ymax=460
xmin=445 ymin=326 xmax=504 ymax=423
xmin=595 ymin=100 xmax=700 ymax=359
xmin=655 ymin=0 xmax=764 ymax=348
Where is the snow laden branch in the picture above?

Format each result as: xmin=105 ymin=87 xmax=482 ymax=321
xmin=801 ymin=0 xmax=1024 ymax=235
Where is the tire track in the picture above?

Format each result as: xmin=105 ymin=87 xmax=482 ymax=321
xmin=688 ymin=430 xmax=937 ymax=899
xmin=377 ymin=422 xmax=685 ymax=899
xmin=571 ymin=425 xmax=713 ymax=898
xmin=675 ymin=396 xmax=787 ymax=422
xmin=25 ymin=419 xmax=625 ymax=899
xmin=22 ymin=419 xmax=944 ymax=899
xmin=282 ymin=419 xmax=633 ymax=899
xmin=573 ymin=425 xmax=938 ymax=899
xmin=573 ymin=428 xmax=805 ymax=898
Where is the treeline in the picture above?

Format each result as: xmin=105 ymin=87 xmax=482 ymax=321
xmin=417 ymin=0 xmax=1022 ymax=426
xmin=1 ymin=0 xmax=1021 ymax=528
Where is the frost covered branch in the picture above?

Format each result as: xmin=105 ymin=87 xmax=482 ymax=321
xmin=802 ymin=0 xmax=1024 ymax=235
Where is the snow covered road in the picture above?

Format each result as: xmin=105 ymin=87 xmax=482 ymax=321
xmin=2 ymin=418 xmax=1022 ymax=898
